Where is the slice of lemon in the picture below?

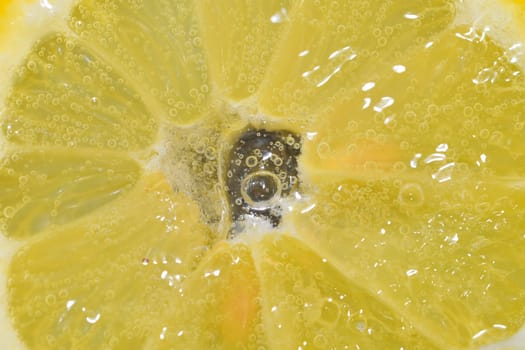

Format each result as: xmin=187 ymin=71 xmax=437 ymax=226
xmin=1 ymin=0 xmax=525 ymax=349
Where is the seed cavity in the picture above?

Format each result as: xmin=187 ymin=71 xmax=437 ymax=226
xmin=226 ymin=127 xmax=301 ymax=235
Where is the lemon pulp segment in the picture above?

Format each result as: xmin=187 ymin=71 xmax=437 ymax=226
xmin=197 ymin=0 xmax=294 ymax=101
xmin=0 ymin=0 xmax=524 ymax=349
xmin=8 ymin=174 xmax=211 ymax=349
xmin=3 ymin=33 xmax=157 ymax=150
xmin=0 ymin=148 xmax=140 ymax=238
xmin=68 ymin=0 xmax=210 ymax=125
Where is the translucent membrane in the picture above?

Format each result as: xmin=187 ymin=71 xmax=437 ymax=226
xmin=1 ymin=0 xmax=525 ymax=349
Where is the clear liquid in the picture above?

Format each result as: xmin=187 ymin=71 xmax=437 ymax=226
xmin=1 ymin=0 xmax=525 ymax=349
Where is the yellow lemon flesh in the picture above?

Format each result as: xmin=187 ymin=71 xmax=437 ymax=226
xmin=1 ymin=0 xmax=525 ymax=349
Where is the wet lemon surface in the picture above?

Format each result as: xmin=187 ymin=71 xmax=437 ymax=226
xmin=1 ymin=0 xmax=525 ymax=349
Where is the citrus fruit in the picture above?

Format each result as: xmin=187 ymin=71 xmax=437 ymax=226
xmin=1 ymin=0 xmax=525 ymax=349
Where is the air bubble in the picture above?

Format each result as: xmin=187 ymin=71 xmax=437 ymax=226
xmin=204 ymin=146 xmax=216 ymax=160
xmin=189 ymin=88 xmax=199 ymax=98
xmin=332 ymin=192 xmax=343 ymax=203
xmin=463 ymin=106 xmax=474 ymax=117
xmin=18 ymin=176 xmax=29 ymax=187
xmin=313 ymin=334 xmax=328 ymax=347
xmin=403 ymin=111 xmax=417 ymax=123
xmin=45 ymin=294 xmax=56 ymax=306
xmin=321 ymin=300 xmax=340 ymax=324
xmin=3 ymin=206 xmax=16 ymax=218
xmin=107 ymin=139 xmax=117 ymax=148
xmin=272 ymin=155 xmax=283 ymax=167
xmin=393 ymin=161 xmax=406 ymax=172
xmin=400 ymin=141 xmax=410 ymax=150
xmin=425 ymin=105 xmax=438 ymax=117
xmin=169 ymin=108 xmax=178 ymax=117
xmin=241 ymin=171 xmax=282 ymax=209
xmin=372 ymin=28 xmax=382 ymax=38
xmin=245 ymin=155 xmax=258 ymax=168
xmin=194 ymin=140 xmax=206 ymax=154
xmin=27 ymin=61 xmax=37 ymax=72
xmin=474 ymin=102 xmax=483 ymax=111
xmin=317 ymin=142 xmax=331 ymax=159
xmin=203 ymin=163 xmax=215 ymax=174
xmin=65 ymin=40 xmax=75 ymax=50
xmin=398 ymin=183 xmax=424 ymax=207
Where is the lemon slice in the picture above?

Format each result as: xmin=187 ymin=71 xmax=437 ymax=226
xmin=1 ymin=0 xmax=525 ymax=349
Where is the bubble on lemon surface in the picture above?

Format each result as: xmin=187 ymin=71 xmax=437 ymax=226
xmin=398 ymin=183 xmax=425 ymax=207
xmin=1 ymin=0 xmax=525 ymax=349
xmin=320 ymin=298 xmax=340 ymax=325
